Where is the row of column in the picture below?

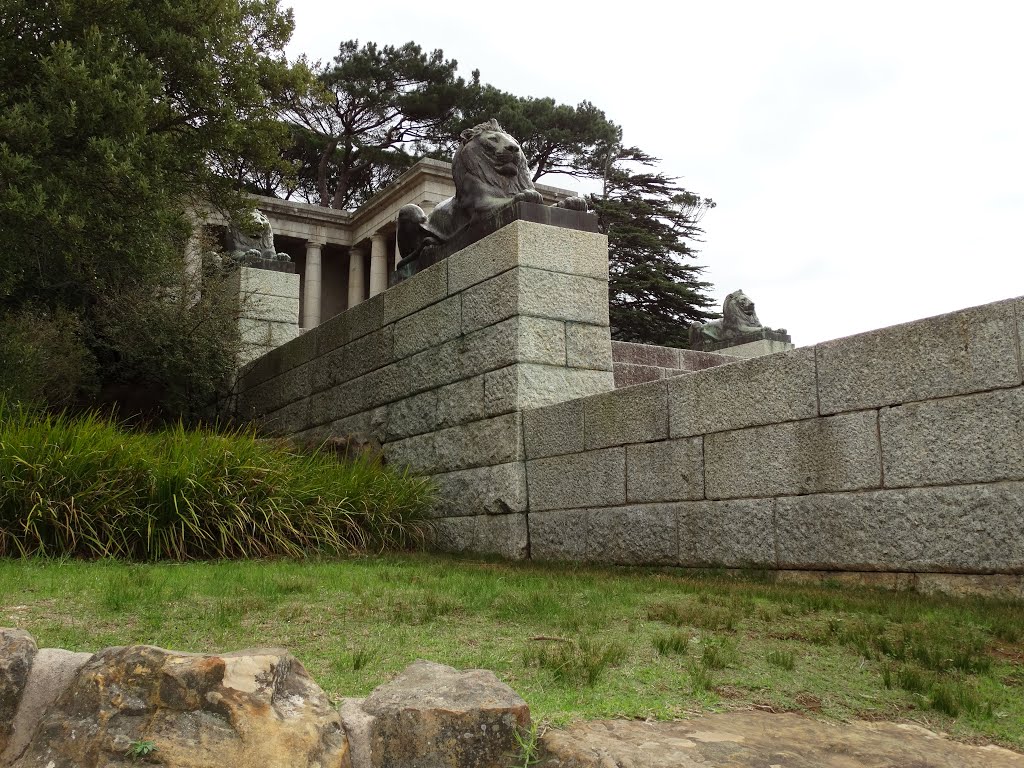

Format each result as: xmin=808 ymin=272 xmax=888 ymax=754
xmin=303 ymin=231 xmax=389 ymax=330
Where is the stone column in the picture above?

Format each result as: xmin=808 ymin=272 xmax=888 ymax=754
xmin=369 ymin=233 xmax=389 ymax=297
xmin=348 ymin=244 xmax=367 ymax=308
xmin=302 ymin=239 xmax=324 ymax=329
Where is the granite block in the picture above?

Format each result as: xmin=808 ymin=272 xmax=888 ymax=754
xmin=436 ymin=376 xmax=486 ymax=428
xmin=680 ymin=499 xmax=776 ymax=568
xmin=527 ymin=447 xmax=626 ymax=511
xmin=880 ymin=387 xmax=1024 ymax=488
xmin=430 ymin=513 xmax=529 ymax=560
xmin=775 ymin=483 xmax=1024 ymax=573
xmin=611 ymin=341 xmax=679 ymax=368
xmin=566 ymin=323 xmax=613 ymax=371
xmin=584 ymin=380 xmax=669 ymax=450
xmin=705 ymin=411 xmax=881 ymax=499
xmin=430 ymin=462 xmax=528 ymax=518
xmin=613 ymin=363 xmax=665 ymax=389
xmin=626 ymin=438 xmax=704 ymax=503
xmin=816 ymin=298 xmax=1022 ymax=415
xmin=385 ymin=413 xmax=523 ymax=475
xmin=523 ymin=398 xmax=584 ymax=459
xmin=345 ymin=294 xmax=384 ymax=342
xmin=669 ymin=347 xmax=818 ymax=437
xmin=394 ymin=295 xmax=461 ymax=359
xmin=383 ymin=259 xmax=447 ymax=324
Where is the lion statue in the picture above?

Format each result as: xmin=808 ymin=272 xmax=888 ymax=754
xmin=690 ymin=289 xmax=767 ymax=349
xmin=396 ymin=119 xmax=588 ymax=270
xmin=225 ymin=208 xmax=290 ymax=263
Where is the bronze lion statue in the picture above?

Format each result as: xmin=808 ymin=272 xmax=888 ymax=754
xmin=396 ymin=119 xmax=587 ymax=270
xmin=690 ymin=289 xmax=765 ymax=348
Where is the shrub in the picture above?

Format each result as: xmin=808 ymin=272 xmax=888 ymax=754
xmin=0 ymin=307 xmax=97 ymax=406
xmin=0 ymin=402 xmax=433 ymax=559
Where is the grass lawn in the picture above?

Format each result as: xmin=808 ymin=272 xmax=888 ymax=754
xmin=1 ymin=554 xmax=1021 ymax=750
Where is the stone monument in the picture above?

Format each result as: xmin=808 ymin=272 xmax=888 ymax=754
xmin=394 ymin=119 xmax=592 ymax=282
xmin=225 ymin=208 xmax=291 ymax=265
xmin=689 ymin=289 xmax=794 ymax=357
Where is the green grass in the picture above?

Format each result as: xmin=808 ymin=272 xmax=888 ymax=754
xmin=0 ymin=402 xmax=433 ymax=559
xmin=1 ymin=555 xmax=1022 ymax=750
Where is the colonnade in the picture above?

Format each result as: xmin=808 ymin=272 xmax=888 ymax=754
xmin=301 ymin=229 xmax=396 ymax=330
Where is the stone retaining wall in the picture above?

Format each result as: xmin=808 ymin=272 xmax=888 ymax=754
xmin=526 ymin=298 xmax=1024 ymax=574
xmin=236 ymin=219 xmax=1023 ymax=578
xmin=234 ymin=220 xmax=615 ymax=558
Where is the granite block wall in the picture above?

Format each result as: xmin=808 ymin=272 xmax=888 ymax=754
xmin=234 ymin=221 xmax=615 ymax=557
xmin=525 ymin=297 xmax=1024 ymax=575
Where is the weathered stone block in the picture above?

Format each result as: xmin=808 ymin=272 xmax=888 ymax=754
xmin=519 ymin=268 xmax=608 ymax=325
xmin=239 ymin=292 xmax=300 ymax=324
xmin=589 ymin=503 xmax=678 ymax=565
xmin=13 ymin=645 xmax=349 ymax=768
xmin=484 ymin=366 xmax=519 ymax=417
xmin=436 ymin=376 xmax=486 ymax=428
xmin=527 ymin=447 xmax=625 ymax=511
xmin=455 ymin=318 xmax=520 ymax=380
xmin=626 ymin=438 xmax=704 ymax=503
xmin=528 ymin=509 xmax=590 ymax=561
xmin=680 ymin=499 xmax=776 ymax=567
xmin=361 ymin=660 xmax=529 ymax=768
xmin=385 ymin=413 xmax=523 ymax=475
xmin=314 ymin=310 xmax=348 ymax=355
xmin=346 ymin=293 xmax=384 ymax=342
xmin=513 ymin=364 xmax=614 ymax=411
xmin=613 ymin=363 xmax=665 ymax=389
xmin=394 ymin=295 xmax=461 ymax=359
xmin=0 ymin=628 xmax=37 ymax=759
xmin=584 ymin=380 xmax=669 ymax=450
xmin=308 ymin=344 xmax=347 ymax=394
xmin=669 ymin=347 xmax=818 ymax=437
xmin=345 ymin=326 xmax=395 ymax=380
xmin=237 ymin=265 xmax=300 ymax=298
xmin=880 ymin=387 xmax=1024 ymax=488
xmin=386 ymin=390 xmax=438 ymax=440
xmin=717 ymin=338 xmax=795 ymax=359
xmin=277 ymin=326 xmax=318 ymax=372
xmin=383 ymin=259 xmax=447 ymax=324
xmin=611 ymin=341 xmax=679 ymax=368
xmin=566 ymin=323 xmax=613 ymax=370
xmin=705 ymin=411 xmax=881 ymax=499
xmin=430 ymin=462 xmax=528 ymax=518
xmin=254 ymin=397 xmax=310 ymax=436
xmin=460 ymin=268 xmax=519 ymax=333
xmin=523 ymin=398 xmax=584 ymax=459
xmin=447 ymin=220 xmax=608 ymax=294
xmin=430 ymin=513 xmax=529 ymax=560
xmin=239 ymin=318 xmax=298 ymax=348
xmin=816 ymin=298 xmax=1022 ymax=415
xmin=775 ymin=483 xmax=1024 ymax=573
xmin=518 ymin=317 xmax=567 ymax=365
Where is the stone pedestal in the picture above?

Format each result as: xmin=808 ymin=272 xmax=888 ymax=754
xmin=719 ymin=338 xmax=796 ymax=359
xmin=234 ymin=266 xmax=300 ymax=367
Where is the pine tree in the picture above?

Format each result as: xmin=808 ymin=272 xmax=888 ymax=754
xmin=590 ymin=145 xmax=718 ymax=347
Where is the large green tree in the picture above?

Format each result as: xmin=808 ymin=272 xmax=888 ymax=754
xmin=0 ymin=0 xmax=303 ymax=414
xmin=590 ymin=145 xmax=718 ymax=346
xmin=275 ymin=38 xmax=718 ymax=348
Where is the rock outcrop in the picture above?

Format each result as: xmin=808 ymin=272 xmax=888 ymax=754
xmin=0 ymin=630 xmax=37 ymax=759
xmin=5 ymin=642 xmax=349 ymax=768
xmin=342 ymin=659 xmax=530 ymax=768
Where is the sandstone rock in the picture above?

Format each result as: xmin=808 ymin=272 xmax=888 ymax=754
xmin=356 ymin=659 xmax=529 ymax=768
xmin=10 ymin=644 xmax=349 ymax=768
xmin=2 ymin=648 xmax=92 ymax=765
xmin=0 ymin=629 xmax=37 ymax=758
xmin=538 ymin=711 xmax=1024 ymax=768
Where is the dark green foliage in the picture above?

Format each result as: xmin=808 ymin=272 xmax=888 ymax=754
xmin=0 ymin=402 xmax=433 ymax=560
xmin=590 ymin=145 xmax=718 ymax=347
xmin=0 ymin=307 xmax=97 ymax=407
xmin=285 ymin=40 xmax=477 ymax=209
xmin=0 ymin=0 xmax=303 ymax=416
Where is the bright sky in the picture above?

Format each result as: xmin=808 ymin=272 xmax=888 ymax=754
xmin=283 ymin=0 xmax=1023 ymax=346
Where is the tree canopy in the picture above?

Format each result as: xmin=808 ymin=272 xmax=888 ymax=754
xmin=0 ymin=0 xmax=304 ymax=415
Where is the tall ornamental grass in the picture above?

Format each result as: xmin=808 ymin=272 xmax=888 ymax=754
xmin=0 ymin=401 xmax=433 ymax=559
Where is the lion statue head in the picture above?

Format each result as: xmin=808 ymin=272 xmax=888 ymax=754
xmin=452 ymin=119 xmax=536 ymax=198
xmin=722 ymin=289 xmax=762 ymax=335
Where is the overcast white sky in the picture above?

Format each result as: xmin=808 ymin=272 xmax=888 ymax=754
xmin=284 ymin=0 xmax=1023 ymax=346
